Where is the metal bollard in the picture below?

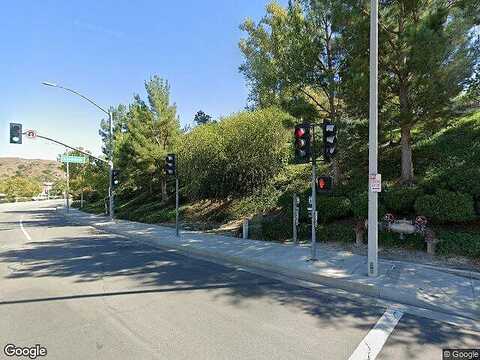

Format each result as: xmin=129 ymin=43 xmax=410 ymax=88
xmin=243 ymin=218 xmax=249 ymax=239
xmin=293 ymin=194 xmax=299 ymax=244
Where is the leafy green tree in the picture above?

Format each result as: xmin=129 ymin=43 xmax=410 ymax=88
xmin=0 ymin=176 xmax=42 ymax=201
xmin=99 ymin=104 xmax=128 ymax=160
xmin=341 ymin=0 xmax=479 ymax=183
xmin=239 ymin=0 xmax=347 ymax=181
xmin=239 ymin=0 xmax=347 ymax=120
xmin=194 ymin=110 xmax=213 ymax=126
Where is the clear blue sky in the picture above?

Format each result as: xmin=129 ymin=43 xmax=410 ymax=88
xmin=1 ymin=1 xmax=282 ymax=160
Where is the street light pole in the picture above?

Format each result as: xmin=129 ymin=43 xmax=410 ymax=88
xmin=42 ymin=81 xmax=115 ymax=220
xmin=368 ymin=0 xmax=379 ymax=277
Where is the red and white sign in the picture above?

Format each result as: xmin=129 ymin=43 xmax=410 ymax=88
xmin=25 ymin=130 xmax=37 ymax=139
xmin=369 ymin=174 xmax=382 ymax=193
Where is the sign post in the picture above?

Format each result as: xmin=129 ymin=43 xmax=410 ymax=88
xmin=60 ymin=155 xmax=87 ymax=212
xmin=66 ymin=160 xmax=70 ymax=212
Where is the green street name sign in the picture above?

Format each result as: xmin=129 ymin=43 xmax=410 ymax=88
xmin=60 ymin=155 xmax=87 ymax=164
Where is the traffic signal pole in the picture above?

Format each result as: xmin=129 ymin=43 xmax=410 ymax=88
xmin=165 ymin=154 xmax=179 ymax=237
xmin=175 ymin=177 xmax=179 ymax=237
xmin=311 ymin=125 xmax=317 ymax=260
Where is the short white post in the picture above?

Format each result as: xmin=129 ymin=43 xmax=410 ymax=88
xmin=243 ymin=219 xmax=249 ymax=239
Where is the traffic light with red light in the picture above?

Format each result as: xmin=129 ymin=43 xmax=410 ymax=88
xmin=294 ymin=123 xmax=311 ymax=163
xmin=165 ymin=154 xmax=176 ymax=176
xmin=317 ymin=176 xmax=333 ymax=193
xmin=322 ymin=119 xmax=337 ymax=162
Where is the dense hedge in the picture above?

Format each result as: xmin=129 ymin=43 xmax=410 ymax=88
xmin=351 ymin=192 xmax=386 ymax=219
xmin=382 ymin=186 xmax=422 ymax=215
xmin=316 ymin=196 xmax=352 ymax=223
xmin=414 ymin=190 xmax=476 ymax=223
xmin=317 ymin=223 xmax=354 ymax=243
xmin=416 ymin=112 xmax=480 ymax=197
xmin=178 ymin=107 xmax=293 ymax=199
xmin=437 ymin=231 xmax=480 ymax=258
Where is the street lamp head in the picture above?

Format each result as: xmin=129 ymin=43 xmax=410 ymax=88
xmin=42 ymin=81 xmax=58 ymax=87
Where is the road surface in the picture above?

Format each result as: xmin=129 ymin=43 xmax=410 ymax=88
xmin=0 ymin=200 xmax=478 ymax=359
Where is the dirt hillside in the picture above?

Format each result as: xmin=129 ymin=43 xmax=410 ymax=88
xmin=0 ymin=157 xmax=64 ymax=182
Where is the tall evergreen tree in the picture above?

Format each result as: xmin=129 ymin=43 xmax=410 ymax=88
xmin=341 ymin=0 xmax=479 ymax=183
xmin=194 ymin=110 xmax=213 ymax=126
xmin=111 ymin=76 xmax=181 ymax=200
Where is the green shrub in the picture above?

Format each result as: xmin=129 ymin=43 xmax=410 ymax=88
xmin=144 ymin=209 xmax=177 ymax=223
xmin=415 ymin=113 xmax=480 ymax=195
xmin=382 ymin=186 xmax=422 ymax=214
xmin=178 ymin=107 xmax=293 ymax=199
xmin=316 ymin=196 xmax=352 ymax=223
xmin=250 ymin=215 xmax=292 ymax=241
xmin=177 ymin=123 xmax=226 ymax=198
xmin=229 ymin=184 xmax=282 ymax=220
xmin=437 ymin=231 xmax=480 ymax=258
xmin=379 ymin=232 xmax=425 ymax=251
xmin=317 ymin=223 xmax=354 ymax=243
xmin=414 ymin=190 xmax=476 ymax=223
xmin=441 ymin=166 xmax=480 ymax=197
xmin=351 ymin=192 xmax=386 ymax=219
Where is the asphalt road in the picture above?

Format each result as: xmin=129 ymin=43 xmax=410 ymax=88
xmin=0 ymin=200 xmax=478 ymax=360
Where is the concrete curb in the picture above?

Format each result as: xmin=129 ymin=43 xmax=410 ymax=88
xmin=395 ymin=261 xmax=480 ymax=281
xmin=63 ymin=209 xmax=479 ymax=321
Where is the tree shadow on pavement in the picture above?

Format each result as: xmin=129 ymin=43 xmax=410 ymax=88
xmin=0 ymin=213 xmax=478 ymax=350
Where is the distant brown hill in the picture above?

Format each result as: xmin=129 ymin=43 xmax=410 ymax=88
xmin=0 ymin=157 xmax=64 ymax=183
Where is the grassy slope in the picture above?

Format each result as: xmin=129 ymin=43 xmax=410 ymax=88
xmin=76 ymin=111 xmax=480 ymax=260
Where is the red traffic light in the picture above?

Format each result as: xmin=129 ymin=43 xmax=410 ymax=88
xmin=294 ymin=123 xmax=311 ymax=163
xmin=294 ymin=127 xmax=306 ymax=138
xmin=318 ymin=178 xmax=326 ymax=189
xmin=316 ymin=176 xmax=333 ymax=193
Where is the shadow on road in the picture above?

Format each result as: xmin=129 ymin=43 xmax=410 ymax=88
xmin=0 ymin=208 xmax=478 ymax=349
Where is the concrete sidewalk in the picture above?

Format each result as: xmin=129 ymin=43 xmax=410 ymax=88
xmin=63 ymin=208 xmax=480 ymax=321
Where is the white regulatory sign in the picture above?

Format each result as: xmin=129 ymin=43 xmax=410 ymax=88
xmin=369 ymin=174 xmax=382 ymax=193
xmin=25 ymin=130 xmax=37 ymax=139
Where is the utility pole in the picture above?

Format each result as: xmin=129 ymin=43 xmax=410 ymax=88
xmin=368 ymin=0 xmax=379 ymax=277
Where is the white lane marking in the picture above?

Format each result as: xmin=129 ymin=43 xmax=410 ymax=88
xmin=348 ymin=307 xmax=404 ymax=360
xmin=19 ymin=217 xmax=32 ymax=241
